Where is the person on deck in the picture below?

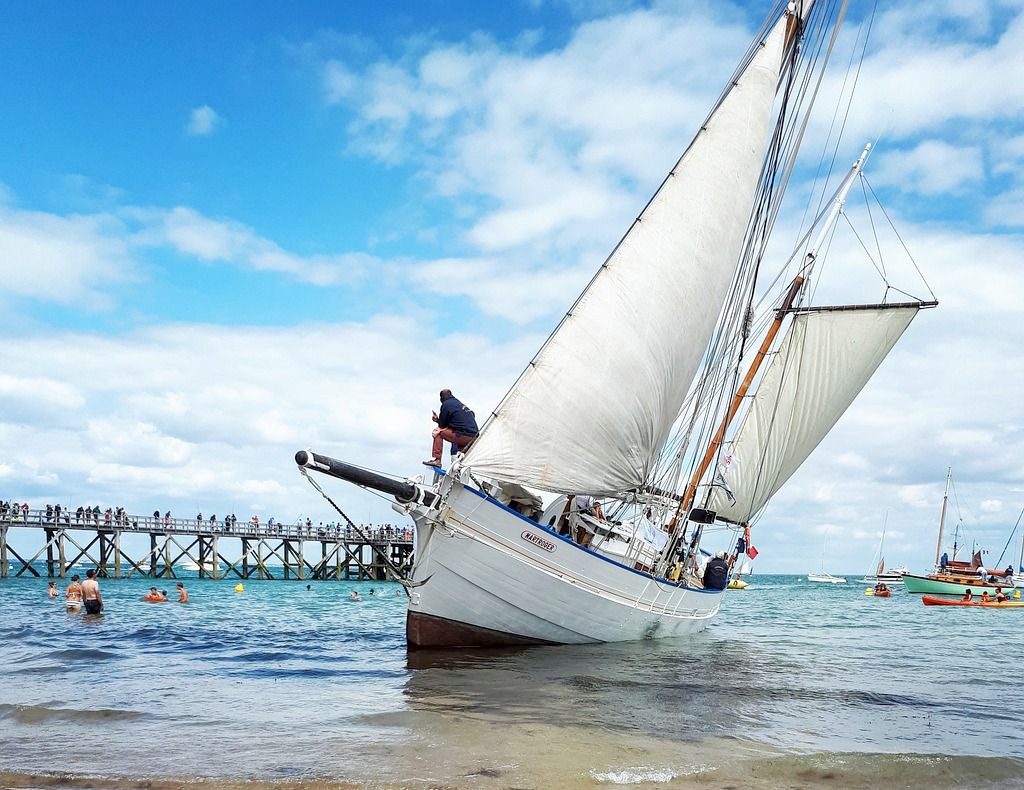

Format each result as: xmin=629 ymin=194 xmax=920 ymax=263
xmin=702 ymin=551 xmax=730 ymax=590
xmin=424 ymin=389 xmax=479 ymax=466
xmin=571 ymin=495 xmax=604 ymax=547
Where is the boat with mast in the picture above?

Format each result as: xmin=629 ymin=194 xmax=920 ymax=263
xmin=858 ymin=515 xmax=909 ymax=584
xmin=903 ymin=469 xmax=1012 ymax=595
xmin=808 ymin=533 xmax=846 ymax=583
xmin=296 ymin=0 xmax=937 ymax=647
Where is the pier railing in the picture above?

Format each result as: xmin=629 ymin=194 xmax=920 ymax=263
xmin=0 ymin=508 xmax=412 ymax=543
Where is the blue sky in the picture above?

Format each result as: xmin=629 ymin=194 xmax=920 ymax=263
xmin=2 ymin=0 xmax=1024 ymax=573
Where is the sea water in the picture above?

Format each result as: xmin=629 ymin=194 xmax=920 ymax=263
xmin=0 ymin=572 xmax=1022 ymax=789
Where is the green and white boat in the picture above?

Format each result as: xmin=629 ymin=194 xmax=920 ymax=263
xmin=902 ymin=572 xmax=1009 ymax=596
xmin=904 ymin=469 xmax=1015 ymax=596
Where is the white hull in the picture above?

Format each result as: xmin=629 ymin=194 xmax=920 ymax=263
xmin=807 ymin=573 xmax=847 ymax=584
xmin=406 ymin=478 xmax=723 ymax=647
xmin=858 ymin=574 xmax=906 ymax=585
xmin=180 ymin=561 xmax=220 ymax=572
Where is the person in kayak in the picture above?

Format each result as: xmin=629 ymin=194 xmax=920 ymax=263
xmin=961 ymin=589 xmax=973 ymax=602
xmin=874 ymin=582 xmax=890 ymax=595
xmin=995 ymin=587 xmax=1009 ymax=603
xmin=980 ymin=591 xmax=991 ymax=603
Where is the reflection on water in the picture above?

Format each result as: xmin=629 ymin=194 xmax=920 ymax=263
xmin=1 ymin=573 xmax=1023 ymax=788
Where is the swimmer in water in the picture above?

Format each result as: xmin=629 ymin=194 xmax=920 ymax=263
xmin=349 ymin=591 xmax=361 ymax=601
xmin=48 ymin=581 xmax=58 ymax=598
xmin=176 ymin=582 xmax=188 ymax=603
xmin=82 ymin=569 xmax=103 ymax=614
xmin=144 ymin=587 xmax=166 ymax=602
xmin=66 ymin=575 xmax=83 ymax=609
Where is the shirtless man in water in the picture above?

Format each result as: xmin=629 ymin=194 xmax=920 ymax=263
xmin=176 ymin=582 xmax=188 ymax=603
xmin=82 ymin=569 xmax=103 ymax=614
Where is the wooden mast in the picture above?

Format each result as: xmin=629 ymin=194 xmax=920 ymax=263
xmin=679 ymin=275 xmax=804 ymax=513
xmin=672 ymin=140 xmax=874 ymax=524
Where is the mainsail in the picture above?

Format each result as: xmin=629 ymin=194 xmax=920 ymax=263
xmin=706 ymin=305 xmax=921 ymax=523
xmin=464 ymin=15 xmax=793 ymax=495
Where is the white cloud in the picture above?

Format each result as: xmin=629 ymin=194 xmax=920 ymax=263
xmin=870 ymin=140 xmax=983 ymax=195
xmin=0 ymin=204 xmax=134 ymax=305
xmin=186 ymin=105 xmax=222 ymax=137
xmin=0 ymin=317 xmax=534 ymax=524
xmin=155 ymin=206 xmax=375 ymax=286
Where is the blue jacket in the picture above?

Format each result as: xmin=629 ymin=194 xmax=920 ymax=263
xmin=438 ymin=396 xmax=478 ymax=436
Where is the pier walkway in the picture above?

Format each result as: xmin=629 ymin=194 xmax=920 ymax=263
xmin=0 ymin=508 xmax=413 ymax=582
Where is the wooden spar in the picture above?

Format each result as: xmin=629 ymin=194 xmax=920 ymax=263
xmin=677 ymin=274 xmax=805 ymax=516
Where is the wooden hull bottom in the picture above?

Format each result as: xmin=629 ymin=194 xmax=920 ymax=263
xmin=407 ymin=610 xmax=557 ymax=649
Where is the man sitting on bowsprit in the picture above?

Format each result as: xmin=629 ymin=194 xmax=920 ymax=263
xmin=424 ymin=389 xmax=479 ymax=467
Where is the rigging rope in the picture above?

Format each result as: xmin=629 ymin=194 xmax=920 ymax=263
xmin=298 ymin=466 xmax=413 ymax=597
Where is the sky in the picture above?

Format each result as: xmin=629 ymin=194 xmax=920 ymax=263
xmin=2 ymin=0 xmax=1023 ymax=574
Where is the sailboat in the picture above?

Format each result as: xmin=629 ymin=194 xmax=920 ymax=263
xmin=903 ymin=469 xmax=1012 ymax=595
xmin=728 ymin=560 xmax=753 ymax=590
xmin=808 ymin=537 xmax=846 ymax=584
xmin=297 ymin=1 xmax=937 ymax=648
xmin=858 ymin=515 xmax=909 ymax=584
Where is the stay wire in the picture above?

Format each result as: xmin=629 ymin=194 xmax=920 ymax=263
xmin=298 ymin=466 xmax=412 ymax=596
xmin=864 ymin=176 xmax=938 ymax=301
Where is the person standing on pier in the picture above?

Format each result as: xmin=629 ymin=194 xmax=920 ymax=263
xmin=82 ymin=570 xmax=103 ymax=615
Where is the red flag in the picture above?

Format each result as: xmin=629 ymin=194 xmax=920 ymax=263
xmin=743 ymin=526 xmax=758 ymax=558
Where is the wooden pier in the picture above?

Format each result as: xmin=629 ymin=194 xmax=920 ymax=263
xmin=0 ymin=508 xmax=413 ymax=582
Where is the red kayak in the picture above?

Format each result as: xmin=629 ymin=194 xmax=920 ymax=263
xmin=922 ymin=595 xmax=1024 ymax=608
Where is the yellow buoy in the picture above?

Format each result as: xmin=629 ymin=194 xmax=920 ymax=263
xmin=1015 ymin=589 xmax=1021 ymax=600
xmin=234 ymin=583 xmax=244 ymax=593
xmin=865 ymin=589 xmax=873 ymax=596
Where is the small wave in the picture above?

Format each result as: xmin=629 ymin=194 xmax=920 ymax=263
xmin=591 ymin=765 xmax=710 ymax=784
xmin=0 ymin=703 xmax=148 ymax=725
xmin=45 ymin=647 xmax=120 ymax=661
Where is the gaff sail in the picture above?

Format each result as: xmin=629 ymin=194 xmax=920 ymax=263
xmin=706 ymin=305 xmax=921 ymax=523
xmin=464 ymin=15 xmax=792 ymax=496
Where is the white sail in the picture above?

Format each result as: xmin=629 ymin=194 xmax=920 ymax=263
xmin=464 ymin=17 xmax=790 ymax=496
xmin=708 ymin=306 xmax=920 ymax=522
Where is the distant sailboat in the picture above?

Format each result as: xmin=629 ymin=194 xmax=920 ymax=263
xmin=297 ymin=1 xmax=935 ymax=647
xmin=859 ymin=515 xmax=909 ymax=584
xmin=808 ymin=535 xmax=846 ymax=584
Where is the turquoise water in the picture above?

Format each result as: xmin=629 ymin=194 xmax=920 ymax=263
xmin=1 ymin=571 xmax=1022 ymax=788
